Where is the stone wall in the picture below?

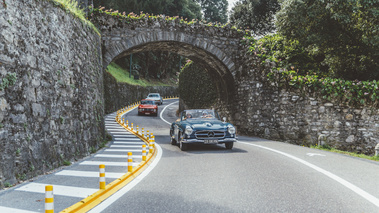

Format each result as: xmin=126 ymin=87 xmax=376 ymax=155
xmin=234 ymin=55 xmax=379 ymax=155
xmin=0 ymin=0 xmax=104 ymax=187
xmin=104 ymin=73 xmax=178 ymax=114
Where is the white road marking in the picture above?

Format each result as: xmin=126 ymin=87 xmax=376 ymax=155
xmin=55 ymin=170 xmax=124 ymax=179
xmin=95 ymin=154 xmax=142 ymax=159
xmin=104 ymin=149 xmax=143 ymax=152
xmin=79 ymin=161 xmax=139 ymax=167
xmin=160 ymin=101 xmax=179 ymax=125
xmin=110 ymin=145 xmax=144 ymax=148
xmin=306 ymin=153 xmax=326 ymax=157
xmin=88 ymin=144 xmax=163 ymax=213
xmin=113 ymin=141 xmax=144 ymax=144
xmin=112 ymin=135 xmax=138 ymax=138
xmin=239 ymin=141 xmax=379 ymax=208
xmin=0 ymin=206 xmax=38 ymax=213
xmin=15 ymin=183 xmax=97 ymax=198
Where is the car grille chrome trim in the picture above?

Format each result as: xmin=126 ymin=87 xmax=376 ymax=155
xmin=142 ymin=109 xmax=154 ymax=111
xmin=195 ymin=131 xmax=225 ymax=139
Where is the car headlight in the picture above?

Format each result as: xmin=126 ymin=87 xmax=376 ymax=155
xmin=227 ymin=125 xmax=236 ymax=134
xmin=184 ymin=126 xmax=193 ymax=135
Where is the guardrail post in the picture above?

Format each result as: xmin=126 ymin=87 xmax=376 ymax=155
xmin=45 ymin=185 xmax=54 ymax=213
xmin=99 ymin=164 xmax=105 ymax=190
xmin=146 ymin=130 xmax=150 ymax=140
xmin=149 ymin=142 xmax=153 ymax=153
xmin=128 ymin=152 xmax=133 ymax=172
xmin=142 ymin=145 xmax=147 ymax=161
xmin=150 ymin=134 xmax=155 ymax=148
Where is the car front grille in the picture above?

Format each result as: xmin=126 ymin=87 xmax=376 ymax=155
xmin=143 ymin=109 xmax=154 ymax=112
xmin=195 ymin=131 xmax=225 ymax=139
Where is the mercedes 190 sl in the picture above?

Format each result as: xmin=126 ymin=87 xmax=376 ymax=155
xmin=170 ymin=109 xmax=237 ymax=151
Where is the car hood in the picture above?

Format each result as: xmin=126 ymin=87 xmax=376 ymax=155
xmin=184 ymin=119 xmax=229 ymax=130
xmin=139 ymin=104 xmax=156 ymax=108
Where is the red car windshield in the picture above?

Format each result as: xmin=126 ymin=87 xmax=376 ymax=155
xmin=141 ymin=100 xmax=155 ymax=105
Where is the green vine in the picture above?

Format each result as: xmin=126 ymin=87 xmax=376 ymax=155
xmin=0 ymin=73 xmax=17 ymax=90
xmin=246 ymin=35 xmax=379 ymax=108
xmin=89 ymin=6 xmax=243 ymax=33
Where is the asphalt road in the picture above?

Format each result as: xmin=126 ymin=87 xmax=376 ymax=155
xmin=91 ymin=99 xmax=379 ymax=213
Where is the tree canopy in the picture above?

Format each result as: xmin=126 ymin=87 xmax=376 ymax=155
xmin=275 ymin=0 xmax=378 ymax=80
xmin=93 ymin=0 xmax=202 ymax=20
xmin=197 ymin=0 xmax=228 ymax=23
xmin=230 ymin=0 xmax=280 ymax=35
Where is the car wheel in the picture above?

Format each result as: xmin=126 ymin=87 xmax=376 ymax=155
xmin=170 ymin=130 xmax=177 ymax=145
xmin=225 ymin=142 xmax=234 ymax=149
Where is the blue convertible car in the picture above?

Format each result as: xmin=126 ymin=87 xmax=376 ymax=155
xmin=170 ymin=109 xmax=237 ymax=151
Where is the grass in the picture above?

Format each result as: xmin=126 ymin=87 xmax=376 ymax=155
xmin=311 ymin=145 xmax=379 ymax=162
xmin=52 ymin=0 xmax=100 ymax=36
xmin=106 ymin=62 xmax=175 ymax=86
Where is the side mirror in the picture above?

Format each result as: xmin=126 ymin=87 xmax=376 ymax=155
xmin=223 ymin=117 xmax=227 ymax=122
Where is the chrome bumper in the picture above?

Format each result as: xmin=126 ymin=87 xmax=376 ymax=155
xmin=181 ymin=138 xmax=237 ymax=144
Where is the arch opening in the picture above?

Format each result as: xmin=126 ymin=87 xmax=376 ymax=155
xmin=104 ymin=41 xmax=236 ymax=104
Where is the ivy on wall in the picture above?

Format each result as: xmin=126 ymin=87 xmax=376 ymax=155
xmin=242 ymin=34 xmax=379 ymax=108
xmin=179 ymin=61 xmax=217 ymax=109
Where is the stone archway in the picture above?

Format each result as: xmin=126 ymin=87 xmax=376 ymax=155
xmin=94 ymin=14 xmax=244 ymax=105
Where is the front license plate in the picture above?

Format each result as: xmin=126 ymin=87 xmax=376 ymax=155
xmin=145 ymin=113 xmax=150 ymax=115
xmin=204 ymin=139 xmax=218 ymax=144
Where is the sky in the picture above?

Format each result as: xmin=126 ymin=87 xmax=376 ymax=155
xmin=227 ymin=0 xmax=239 ymax=12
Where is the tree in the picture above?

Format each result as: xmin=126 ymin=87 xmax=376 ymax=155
xmin=93 ymin=0 xmax=202 ymax=20
xmin=197 ymin=0 xmax=228 ymax=23
xmin=230 ymin=0 xmax=280 ymax=35
xmin=275 ymin=0 xmax=379 ymax=80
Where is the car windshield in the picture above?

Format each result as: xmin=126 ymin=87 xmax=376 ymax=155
xmin=182 ymin=109 xmax=220 ymax=120
xmin=141 ymin=100 xmax=155 ymax=105
xmin=148 ymin=94 xmax=159 ymax=97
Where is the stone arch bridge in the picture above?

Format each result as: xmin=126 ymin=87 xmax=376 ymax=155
xmin=91 ymin=13 xmax=246 ymax=105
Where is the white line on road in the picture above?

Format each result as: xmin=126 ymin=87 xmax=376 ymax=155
xmin=110 ymin=145 xmax=144 ymax=148
xmin=95 ymin=154 xmax=142 ymax=159
xmin=160 ymin=101 xmax=179 ymax=125
xmin=79 ymin=161 xmax=139 ymax=167
xmin=0 ymin=206 xmax=38 ymax=213
xmin=88 ymin=143 xmax=163 ymax=213
xmin=55 ymin=170 xmax=124 ymax=179
xmin=239 ymin=141 xmax=379 ymax=208
xmin=104 ymin=145 xmax=142 ymax=152
xmin=15 ymin=183 xmax=97 ymax=198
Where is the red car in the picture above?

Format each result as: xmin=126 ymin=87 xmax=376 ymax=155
xmin=138 ymin=99 xmax=158 ymax=116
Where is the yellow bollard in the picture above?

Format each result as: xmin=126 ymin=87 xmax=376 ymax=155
xmin=45 ymin=185 xmax=54 ymax=213
xmin=99 ymin=164 xmax=105 ymax=190
xmin=128 ymin=152 xmax=133 ymax=172
xmin=131 ymin=123 xmax=133 ymax=132
xmin=146 ymin=130 xmax=150 ymax=140
xmin=142 ymin=145 xmax=147 ymax=161
xmin=151 ymin=135 xmax=155 ymax=148
xmin=136 ymin=125 xmax=139 ymax=135
xmin=149 ymin=142 xmax=153 ymax=153
xmin=126 ymin=120 xmax=129 ymax=128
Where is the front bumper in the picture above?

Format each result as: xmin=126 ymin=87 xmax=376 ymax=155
xmin=181 ymin=138 xmax=237 ymax=144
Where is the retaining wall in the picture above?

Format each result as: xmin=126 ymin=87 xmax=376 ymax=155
xmin=0 ymin=0 xmax=104 ymax=187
